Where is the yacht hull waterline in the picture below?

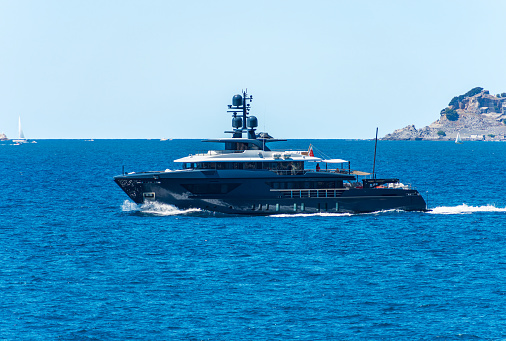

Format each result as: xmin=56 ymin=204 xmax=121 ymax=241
xmin=114 ymin=91 xmax=427 ymax=215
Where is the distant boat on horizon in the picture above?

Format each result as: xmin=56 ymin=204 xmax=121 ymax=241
xmin=455 ymin=132 xmax=463 ymax=144
xmin=12 ymin=116 xmax=36 ymax=144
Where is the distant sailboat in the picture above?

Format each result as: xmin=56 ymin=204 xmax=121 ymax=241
xmin=12 ymin=117 xmax=28 ymax=143
xmin=455 ymin=132 xmax=463 ymax=144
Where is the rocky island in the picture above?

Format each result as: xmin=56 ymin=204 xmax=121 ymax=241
xmin=383 ymin=87 xmax=506 ymax=141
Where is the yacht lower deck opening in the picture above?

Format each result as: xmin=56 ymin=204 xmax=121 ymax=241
xmin=143 ymin=192 xmax=155 ymax=201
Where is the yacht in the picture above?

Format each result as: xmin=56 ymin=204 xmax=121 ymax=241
xmin=114 ymin=91 xmax=427 ymax=214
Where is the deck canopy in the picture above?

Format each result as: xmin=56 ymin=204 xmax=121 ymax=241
xmin=174 ymin=149 xmax=321 ymax=163
xmin=352 ymin=171 xmax=371 ymax=176
xmin=321 ymin=159 xmax=348 ymax=164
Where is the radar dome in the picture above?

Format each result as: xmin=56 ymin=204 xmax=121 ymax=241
xmin=232 ymin=117 xmax=242 ymax=128
xmin=232 ymin=94 xmax=243 ymax=106
xmin=247 ymin=116 xmax=258 ymax=128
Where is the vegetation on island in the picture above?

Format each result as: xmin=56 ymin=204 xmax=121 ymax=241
xmin=442 ymin=108 xmax=459 ymax=121
xmin=437 ymin=130 xmax=446 ymax=136
xmin=448 ymin=87 xmax=483 ymax=107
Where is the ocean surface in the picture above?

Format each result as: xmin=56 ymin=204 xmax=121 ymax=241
xmin=1 ymin=139 xmax=506 ymax=340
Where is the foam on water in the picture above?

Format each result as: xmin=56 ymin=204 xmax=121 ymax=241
xmin=122 ymin=201 xmax=506 ymax=217
xmin=121 ymin=200 xmax=201 ymax=216
xmin=272 ymin=209 xmax=415 ymax=218
xmin=121 ymin=200 xmax=139 ymax=212
xmin=272 ymin=212 xmax=353 ymax=218
xmin=428 ymin=204 xmax=506 ymax=215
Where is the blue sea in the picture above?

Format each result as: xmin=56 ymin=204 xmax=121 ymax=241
xmin=1 ymin=139 xmax=506 ymax=340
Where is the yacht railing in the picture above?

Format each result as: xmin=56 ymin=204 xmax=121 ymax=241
xmin=313 ymin=168 xmax=352 ymax=174
xmin=270 ymin=169 xmax=353 ymax=176
xmin=180 ymin=164 xmax=362 ymax=175
xmin=271 ymin=183 xmax=412 ymax=198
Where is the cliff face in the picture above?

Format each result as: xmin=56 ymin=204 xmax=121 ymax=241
xmin=383 ymin=88 xmax=506 ymax=141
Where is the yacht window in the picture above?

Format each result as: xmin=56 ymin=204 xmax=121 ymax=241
xmin=244 ymin=162 xmax=256 ymax=170
xmin=225 ymin=142 xmax=237 ymax=150
xmin=181 ymin=183 xmax=240 ymax=194
xmin=317 ymin=181 xmax=336 ymax=189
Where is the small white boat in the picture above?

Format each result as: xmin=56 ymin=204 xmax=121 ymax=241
xmin=455 ymin=132 xmax=463 ymax=144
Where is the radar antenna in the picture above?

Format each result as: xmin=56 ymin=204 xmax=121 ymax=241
xmin=227 ymin=89 xmax=254 ymax=138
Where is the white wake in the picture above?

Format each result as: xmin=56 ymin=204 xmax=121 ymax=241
xmin=428 ymin=204 xmax=506 ymax=215
xmin=121 ymin=201 xmax=505 ymax=217
xmin=272 ymin=212 xmax=353 ymax=218
xmin=121 ymin=200 xmax=201 ymax=216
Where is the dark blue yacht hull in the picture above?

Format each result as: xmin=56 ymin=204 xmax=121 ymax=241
xmin=114 ymin=169 xmax=427 ymax=215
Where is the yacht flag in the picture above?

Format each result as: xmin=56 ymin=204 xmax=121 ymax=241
xmin=308 ymin=144 xmax=314 ymax=157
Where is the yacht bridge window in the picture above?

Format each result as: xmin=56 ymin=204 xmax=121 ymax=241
xmin=225 ymin=142 xmax=267 ymax=151
xmin=184 ymin=161 xmax=304 ymax=173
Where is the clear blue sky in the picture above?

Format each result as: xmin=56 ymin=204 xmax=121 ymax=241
xmin=1 ymin=0 xmax=505 ymax=139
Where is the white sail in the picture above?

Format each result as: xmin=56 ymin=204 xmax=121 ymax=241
xmin=12 ymin=116 xmax=28 ymax=143
xmin=19 ymin=116 xmax=25 ymax=139
xmin=455 ymin=132 xmax=463 ymax=144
